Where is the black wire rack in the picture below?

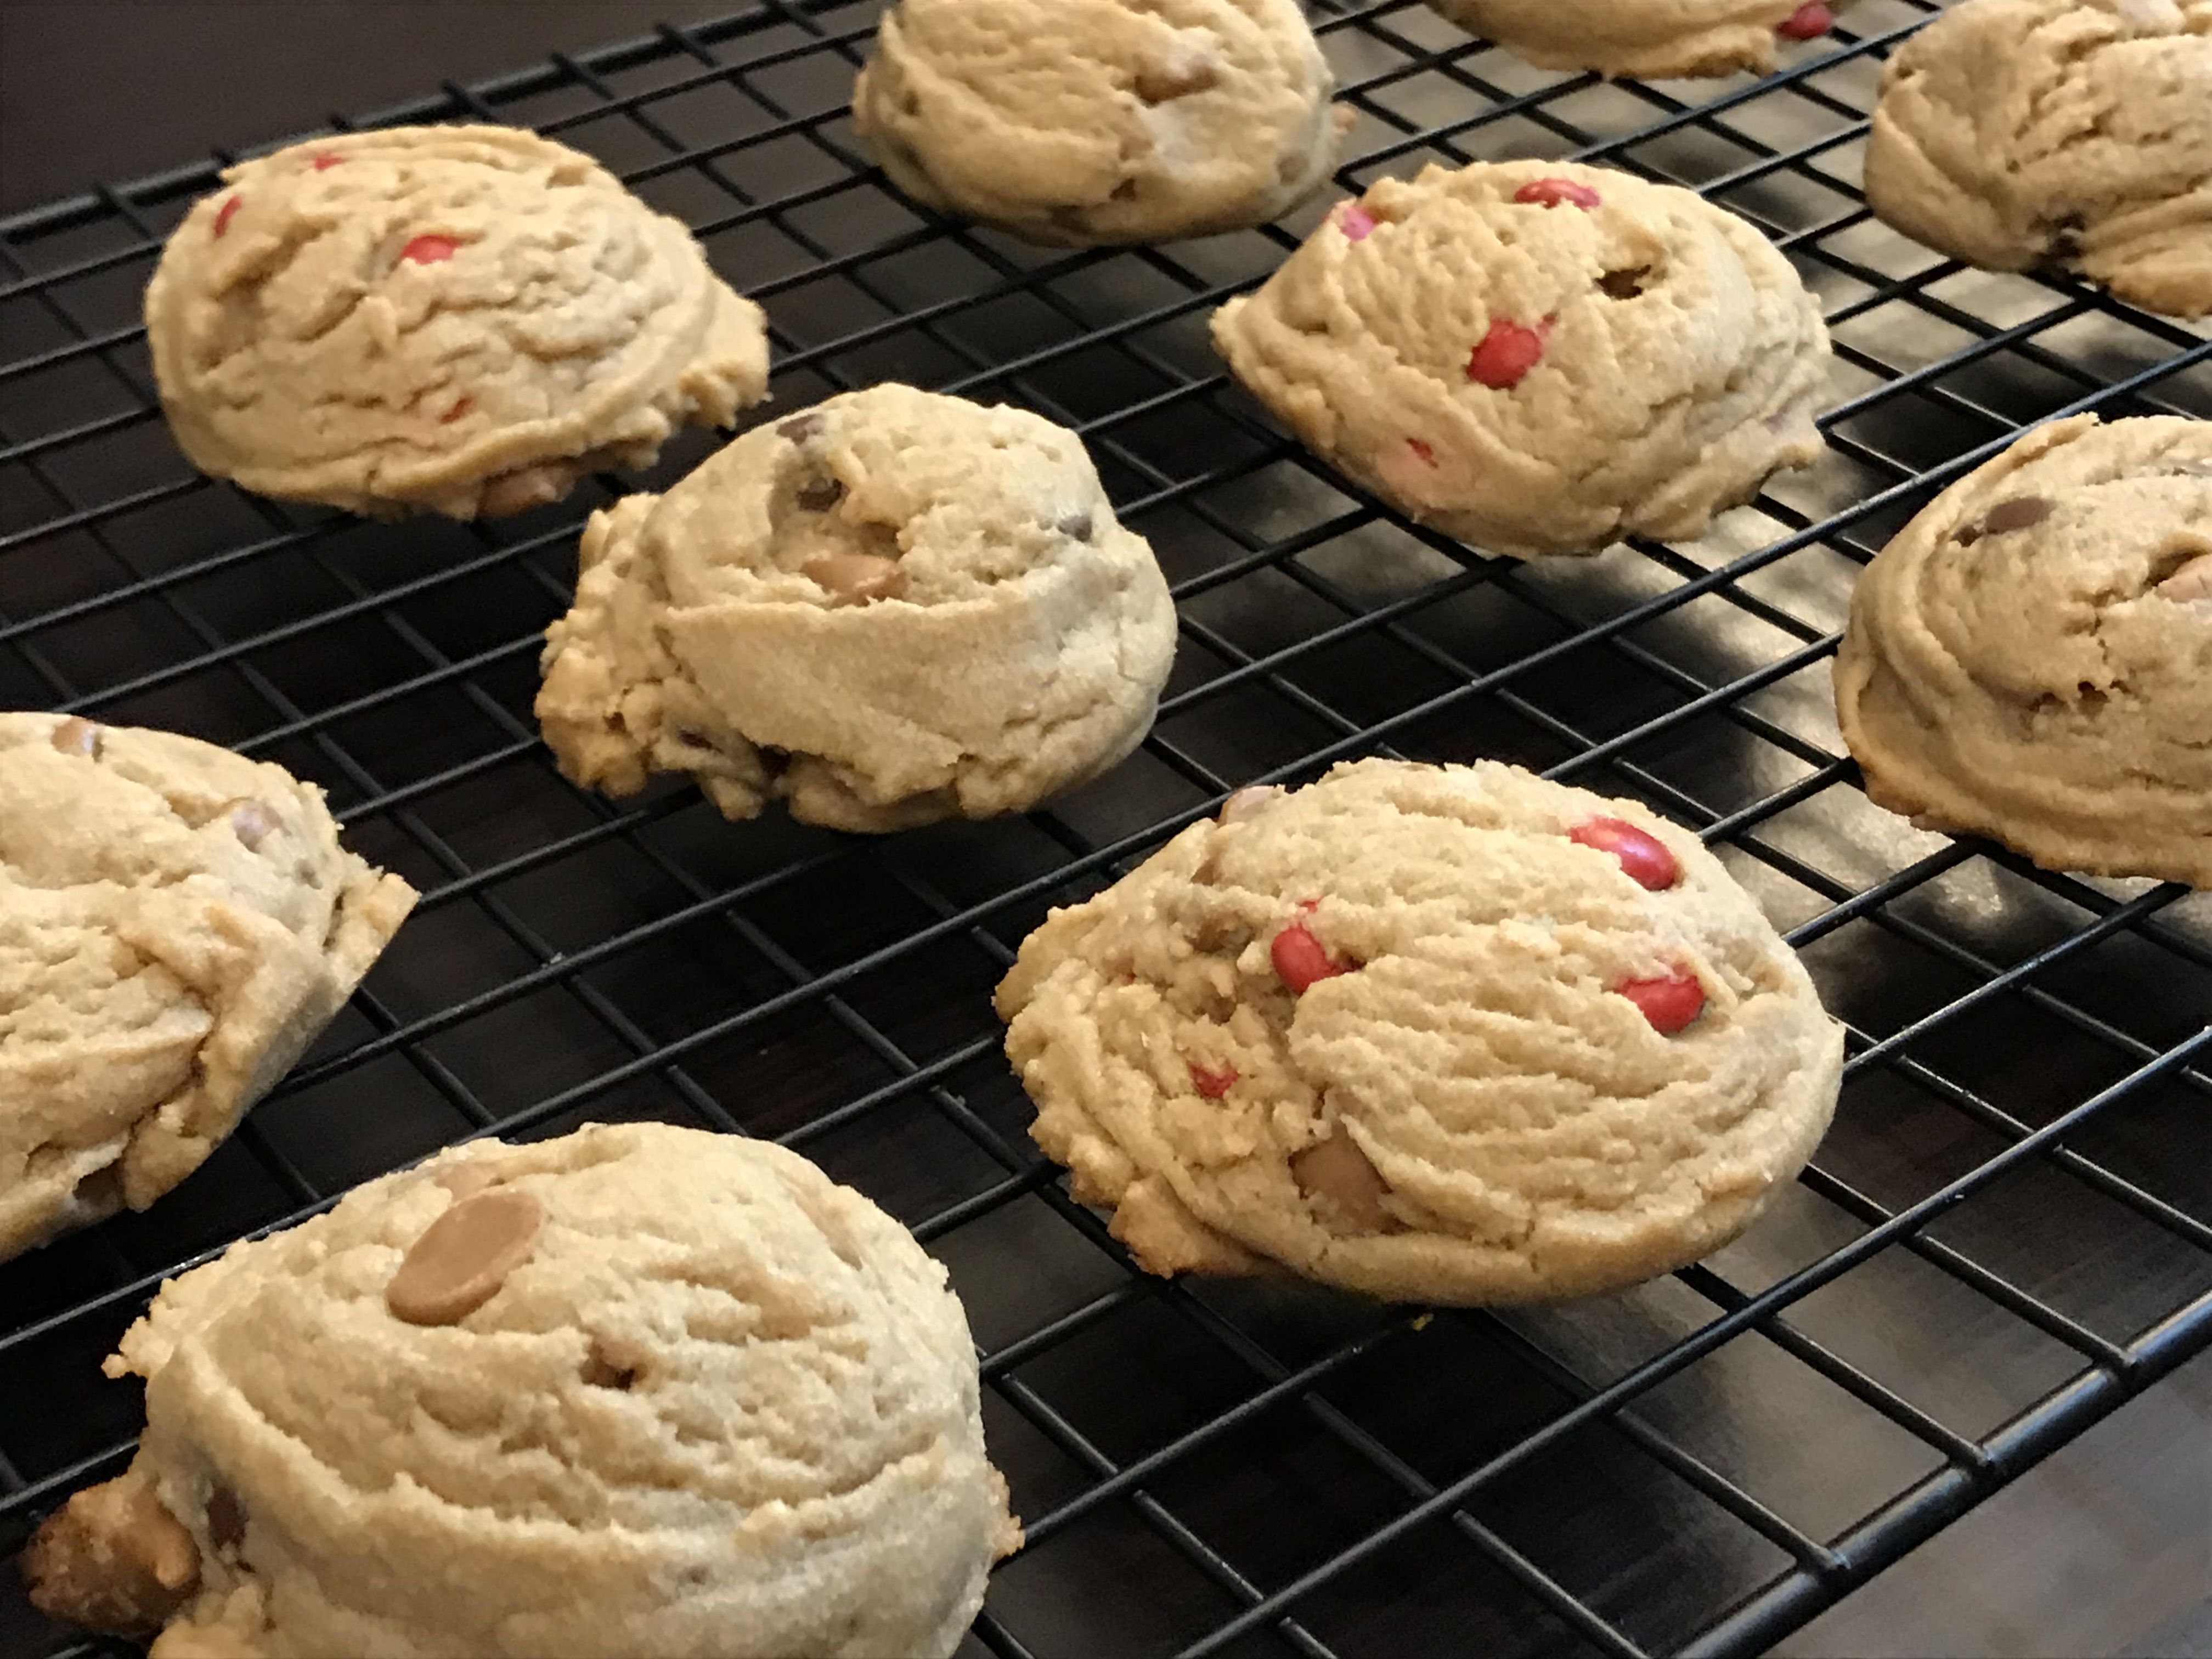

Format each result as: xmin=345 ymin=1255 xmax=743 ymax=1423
xmin=3 ymin=2 xmax=2210 ymax=1655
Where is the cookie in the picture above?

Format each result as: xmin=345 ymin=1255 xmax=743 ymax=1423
xmin=22 ymin=1122 xmax=1021 ymax=1659
xmin=1834 ymin=414 xmax=2212 ymax=888
xmin=144 ymin=125 xmax=771 ymax=518
xmin=1864 ymin=0 xmax=2212 ymax=319
xmin=0 ymin=714 xmax=415 ymax=1262
xmin=851 ymin=0 xmax=1348 ymax=246
xmin=1429 ymin=0 xmax=1847 ymax=78
xmin=995 ymin=759 xmax=1843 ymax=1304
xmin=537 ymin=383 xmax=1178 ymax=832
xmin=1210 ymin=159 xmax=1832 ymax=558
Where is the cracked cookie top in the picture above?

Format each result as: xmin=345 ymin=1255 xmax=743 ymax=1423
xmin=1864 ymin=0 xmax=2212 ymax=318
xmin=1835 ymin=413 xmax=2212 ymax=887
xmin=535 ymin=383 xmax=1178 ymax=832
xmin=995 ymin=758 xmax=1843 ymax=1305
xmin=0 ymin=713 xmax=414 ymax=1261
xmin=143 ymin=125 xmax=770 ymax=518
xmin=24 ymin=1123 xmax=1017 ymax=1658
xmin=851 ymin=0 xmax=1347 ymax=246
xmin=1210 ymin=159 xmax=1833 ymax=558
xmin=1429 ymin=0 xmax=1847 ymax=79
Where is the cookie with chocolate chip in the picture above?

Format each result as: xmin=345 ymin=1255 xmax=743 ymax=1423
xmin=851 ymin=0 xmax=1348 ymax=246
xmin=1429 ymin=0 xmax=1849 ymax=79
xmin=22 ymin=1122 xmax=1020 ymax=1658
xmin=535 ymin=383 xmax=1178 ymax=832
xmin=1210 ymin=159 xmax=1833 ymax=558
xmin=0 ymin=714 xmax=415 ymax=1263
xmin=1835 ymin=413 xmax=2212 ymax=887
xmin=995 ymin=758 xmax=1843 ymax=1304
xmin=143 ymin=124 xmax=770 ymax=518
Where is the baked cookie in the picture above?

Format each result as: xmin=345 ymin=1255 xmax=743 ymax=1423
xmin=1834 ymin=414 xmax=2212 ymax=888
xmin=1431 ymin=0 xmax=1847 ymax=78
xmin=0 ymin=714 xmax=415 ymax=1262
xmin=144 ymin=125 xmax=771 ymax=518
xmin=22 ymin=1122 xmax=1019 ymax=1658
xmin=537 ymin=383 xmax=1178 ymax=832
xmin=995 ymin=759 xmax=1843 ymax=1304
xmin=851 ymin=0 xmax=1348 ymax=246
xmin=1864 ymin=0 xmax=2212 ymax=319
xmin=1210 ymin=159 xmax=1832 ymax=558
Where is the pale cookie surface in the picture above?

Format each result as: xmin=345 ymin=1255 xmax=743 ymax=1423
xmin=1834 ymin=414 xmax=2212 ymax=888
xmin=0 ymin=714 xmax=414 ymax=1263
xmin=1864 ymin=0 xmax=2212 ymax=319
xmin=144 ymin=124 xmax=770 ymax=517
xmin=851 ymin=0 xmax=1347 ymax=246
xmin=996 ymin=759 xmax=1843 ymax=1304
xmin=1430 ymin=0 xmax=1847 ymax=78
xmin=537 ymin=383 xmax=1178 ymax=832
xmin=1211 ymin=160 xmax=1832 ymax=558
xmin=22 ymin=1122 xmax=1020 ymax=1659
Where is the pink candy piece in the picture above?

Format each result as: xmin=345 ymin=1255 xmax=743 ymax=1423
xmin=1568 ymin=816 xmax=1681 ymax=891
xmin=1467 ymin=319 xmax=1550 ymax=390
xmin=1189 ymin=1062 xmax=1239 ymax=1099
xmin=400 ymin=233 xmax=460 ymax=264
xmin=1618 ymin=970 xmax=1706 ymax=1034
xmin=1272 ymin=913 xmax=1352 ymax=994
xmin=1513 ymin=177 xmax=1601 ymax=210
xmin=1407 ymin=438 xmax=1438 ymax=467
xmin=212 ymin=195 xmax=242 ymax=238
xmin=1336 ymin=201 xmax=1377 ymax=241
xmin=1776 ymin=2 xmax=1833 ymax=39
xmin=310 ymin=153 xmax=346 ymax=172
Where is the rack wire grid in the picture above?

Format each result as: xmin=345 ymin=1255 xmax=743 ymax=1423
xmin=2 ymin=1 xmax=2210 ymax=1655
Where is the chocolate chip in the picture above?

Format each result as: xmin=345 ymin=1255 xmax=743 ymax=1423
xmin=777 ymin=413 xmax=823 ymax=443
xmin=1598 ymin=267 xmax=1651 ymax=300
xmin=1056 ymin=514 xmax=1094 ymax=541
xmin=49 ymin=716 xmax=100 ymax=758
xmin=385 ymin=1189 xmax=545 ymax=1327
xmin=795 ymin=475 xmax=846 ymax=512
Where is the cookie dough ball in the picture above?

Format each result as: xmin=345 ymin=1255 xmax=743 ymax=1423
xmin=851 ymin=0 xmax=1347 ymax=246
xmin=995 ymin=759 xmax=1843 ymax=1304
xmin=144 ymin=125 xmax=771 ymax=518
xmin=0 ymin=714 xmax=415 ymax=1262
xmin=1835 ymin=414 xmax=2212 ymax=888
xmin=1864 ymin=0 xmax=2212 ymax=319
xmin=1210 ymin=160 xmax=1832 ymax=558
xmin=1429 ymin=0 xmax=1847 ymax=79
xmin=22 ymin=1122 xmax=1021 ymax=1659
xmin=536 ymin=384 xmax=1178 ymax=832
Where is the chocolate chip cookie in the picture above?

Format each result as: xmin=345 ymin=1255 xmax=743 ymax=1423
xmin=996 ymin=759 xmax=1844 ymax=1305
xmin=536 ymin=383 xmax=1178 ymax=832
xmin=1 ymin=714 xmax=415 ymax=1262
xmin=1835 ymin=413 xmax=2212 ymax=887
xmin=23 ymin=1122 xmax=1020 ymax=1658
xmin=852 ymin=0 xmax=1348 ymax=246
xmin=144 ymin=125 xmax=771 ymax=517
xmin=1210 ymin=159 xmax=1832 ymax=558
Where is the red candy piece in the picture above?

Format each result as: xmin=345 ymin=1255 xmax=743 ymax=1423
xmin=310 ymin=153 xmax=346 ymax=171
xmin=1776 ymin=2 xmax=1833 ymax=39
xmin=1618 ymin=970 xmax=1706 ymax=1035
xmin=1189 ymin=1062 xmax=1239 ymax=1099
xmin=1467 ymin=318 xmax=1550 ymax=390
xmin=1272 ymin=917 xmax=1351 ymax=994
xmin=212 ymin=195 xmax=241 ymax=238
xmin=1337 ymin=201 xmax=1376 ymax=241
xmin=1513 ymin=177 xmax=1601 ymax=210
xmin=1407 ymin=438 xmax=1437 ymax=467
xmin=440 ymin=397 xmax=473 ymax=424
xmin=1568 ymin=816 xmax=1680 ymax=891
xmin=400 ymin=233 xmax=460 ymax=264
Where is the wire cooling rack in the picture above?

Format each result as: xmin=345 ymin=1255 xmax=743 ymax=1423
xmin=3 ymin=2 xmax=2210 ymax=1654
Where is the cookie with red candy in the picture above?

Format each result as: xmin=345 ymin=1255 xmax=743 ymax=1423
xmin=1427 ymin=0 xmax=1848 ymax=79
xmin=1210 ymin=159 xmax=1831 ymax=558
xmin=995 ymin=758 xmax=1842 ymax=1305
xmin=144 ymin=125 xmax=769 ymax=519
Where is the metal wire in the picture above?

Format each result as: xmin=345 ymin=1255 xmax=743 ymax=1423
xmin=3 ymin=3 xmax=2209 ymax=1655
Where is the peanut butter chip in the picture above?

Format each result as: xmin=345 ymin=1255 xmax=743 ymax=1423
xmin=1218 ymin=783 xmax=1286 ymax=823
xmin=49 ymin=716 xmax=100 ymax=758
xmin=386 ymin=1188 xmax=545 ymax=1326
xmin=1290 ymin=1131 xmax=1398 ymax=1235
xmin=225 ymin=798 xmax=281 ymax=850
xmin=431 ymin=1162 xmax=504 ymax=1200
xmin=804 ymin=552 xmax=907 ymax=607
